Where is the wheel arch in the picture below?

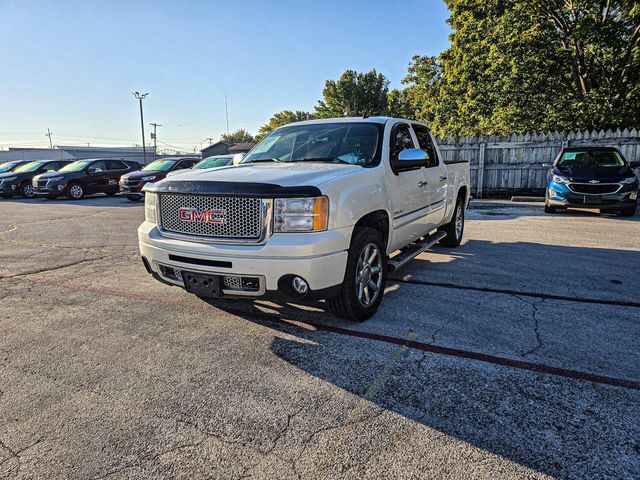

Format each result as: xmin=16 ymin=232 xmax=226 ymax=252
xmin=353 ymin=210 xmax=390 ymax=249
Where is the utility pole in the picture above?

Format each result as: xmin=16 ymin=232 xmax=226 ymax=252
xmin=132 ymin=91 xmax=149 ymax=163
xmin=149 ymin=122 xmax=162 ymax=161
xmin=224 ymin=95 xmax=230 ymax=135
xmin=45 ymin=128 xmax=53 ymax=148
xmin=201 ymin=137 xmax=213 ymax=148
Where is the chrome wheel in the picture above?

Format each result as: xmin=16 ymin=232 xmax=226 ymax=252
xmin=455 ymin=203 xmax=464 ymax=240
xmin=355 ymin=243 xmax=383 ymax=308
xmin=69 ymin=184 xmax=83 ymax=199
xmin=22 ymin=184 xmax=35 ymax=198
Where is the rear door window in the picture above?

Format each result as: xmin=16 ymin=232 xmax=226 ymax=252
xmin=412 ymin=124 xmax=438 ymax=168
xmin=106 ymin=160 xmax=127 ymax=170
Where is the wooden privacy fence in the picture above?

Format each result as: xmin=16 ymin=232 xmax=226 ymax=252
xmin=437 ymin=129 xmax=640 ymax=197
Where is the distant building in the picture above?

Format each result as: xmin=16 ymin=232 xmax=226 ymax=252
xmin=0 ymin=146 xmax=151 ymax=164
xmin=201 ymin=141 xmax=255 ymax=158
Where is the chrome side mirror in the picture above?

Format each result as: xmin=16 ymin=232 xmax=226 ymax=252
xmin=398 ymin=148 xmax=430 ymax=162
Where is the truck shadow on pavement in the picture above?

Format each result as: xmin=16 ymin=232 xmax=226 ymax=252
xmin=207 ymin=237 xmax=640 ymax=477
xmin=211 ymin=297 xmax=640 ymax=478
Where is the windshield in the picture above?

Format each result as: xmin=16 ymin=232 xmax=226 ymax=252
xmin=243 ymin=122 xmax=382 ymax=166
xmin=14 ymin=161 xmax=45 ymax=173
xmin=59 ymin=160 xmax=91 ymax=173
xmin=195 ymin=156 xmax=233 ymax=169
xmin=558 ymin=150 xmax=625 ymax=168
xmin=143 ymin=160 xmax=176 ymax=172
xmin=0 ymin=162 xmax=22 ymax=173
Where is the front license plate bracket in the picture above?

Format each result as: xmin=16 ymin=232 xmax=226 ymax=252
xmin=182 ymin=271 xmax=222 ymax=297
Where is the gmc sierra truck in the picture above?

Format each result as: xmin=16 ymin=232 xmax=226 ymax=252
xmin=138 ymin=117 xmax=470 ymax=321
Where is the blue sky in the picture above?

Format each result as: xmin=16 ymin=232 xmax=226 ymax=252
xmin=0 ymin=0 xmax=451 ymax=151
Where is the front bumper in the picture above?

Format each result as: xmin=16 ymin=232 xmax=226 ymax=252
xmin=119 ymin=182 xmax=146 ymax=197
xmin=547 ymin=182 xmax=637 ymax=210
xmin=138 ymin=222 xmax=350 ymax=299
xmin=0 ymin=183 xmax=17 ymax=194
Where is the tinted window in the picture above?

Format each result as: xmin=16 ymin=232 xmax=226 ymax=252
xmin=143 ymin=160 xmax=176 ymax=172
xmin=43 ymin=162 xmax=60 ymax=172
xmin=176 ymin=160 xmax=196 ymax=170
xmin=90 ymin=161 xmax=107 ymax=172
xmin=391 ymin=123 xmax=416 ymax=162
xmin=413 ymin=124 xmax=438 ymax=168
xmin=106 ymin=160 xmax=127 ymax=170
xmin=558 ymin=150 xmax=625 ymax=168
xmin=14 ymin=162 xmax=45 ymax=173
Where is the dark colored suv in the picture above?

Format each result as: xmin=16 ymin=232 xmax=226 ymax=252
xmin=33 ymin=158 xmax=138 ymax=200
xmin=118 ymin=157 xmax=199 ymax=201
xmin=544 ymin=147 xmax=639 ymax=216
xmin=0 ymin=160 xmax=73 ymax=198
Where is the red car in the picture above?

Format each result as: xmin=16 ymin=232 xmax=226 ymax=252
xmin=118 ymin=157 xmax=199 ymax=201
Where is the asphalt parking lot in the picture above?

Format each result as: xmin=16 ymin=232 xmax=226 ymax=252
xmin=0 ymin=196 xmax=639 ymax=479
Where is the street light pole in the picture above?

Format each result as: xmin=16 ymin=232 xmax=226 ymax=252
xmin=132 ymin=91 xmax=149 ymax=163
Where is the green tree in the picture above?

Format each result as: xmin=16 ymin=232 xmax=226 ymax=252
xmin=220 ymin=129 xmax=255 ymax=143
xmin=404 ymin=0 xmax=640 ymax=136
xmin=315 ymin=69 xmax=391 ymax=118
xmin=256 ymin=110 xmax=312 ymax=141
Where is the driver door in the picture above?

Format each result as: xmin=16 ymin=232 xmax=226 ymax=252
xmin=387 ymin=123 xmax=430 ymax=249
xmin=86 ymin=161 xmax=108 ymax=193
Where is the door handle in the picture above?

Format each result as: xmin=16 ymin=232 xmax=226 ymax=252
xmin=439 ymin=175 xmax=447 ymax=181
xmin=418 ymin=181 xmax=428 ymax=187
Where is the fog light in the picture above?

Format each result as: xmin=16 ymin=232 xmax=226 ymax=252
xmin=631 ymin=192 xmax=638 ymax=200
xmin=58 ymin=185 xmax=65 ymax=191
xmin=292 ymin=276 xmax=309 ymax=295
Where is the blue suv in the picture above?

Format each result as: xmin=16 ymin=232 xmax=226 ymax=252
xmin=544 ymin=147 xmax=639 ymax=216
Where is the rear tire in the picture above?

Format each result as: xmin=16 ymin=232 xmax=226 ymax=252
xmin=325 ymin=227 xmax=387 ymax=322
xmin=438 ymin=195 xmax=465 ymax=247
xmin=544 ymin=205 xmax=557 ymax=213
xmin=126 ymin=196 xmax=142 ymax=202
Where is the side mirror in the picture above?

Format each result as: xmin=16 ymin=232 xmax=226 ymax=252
xmin=394 ymin=148 xmax=429 ymax=173
xmin=398 ymin=148 xmax=429 ymax=162
xmin=629 ymin=161 xmax=640 ymax=169
xmin=542 ymin=162 xmax=553 ymax=169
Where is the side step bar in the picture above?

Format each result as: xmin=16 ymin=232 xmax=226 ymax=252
xmin=387 ymin=231 xmax=447 ymax=272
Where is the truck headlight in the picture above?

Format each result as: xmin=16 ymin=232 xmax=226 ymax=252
xmin=274 ymin=196 xmax=328 ymax=232
xmin=145 ymin=192 xmax=158 ymax=223
xmin=552 ymin=175 xmax=570 ymax=184
xmin=620 ymin=176 xmax=638 ymax=184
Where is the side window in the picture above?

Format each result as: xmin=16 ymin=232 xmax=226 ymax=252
xmin=43 ymin=162 xmax=58 ymax=172
xmin=390 ymin=123 xmax=416 ymax=163
xmin=413 ymin=124 xmax=438 ymax=168
xmin=176 ymin=160 xmax=193 ymax=170
xmin=106 ymin=160 xmax=126 ymax=170
xmin=91 ymin=161 xmax=106 ymax=172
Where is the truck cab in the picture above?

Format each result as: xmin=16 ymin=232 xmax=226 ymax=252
xmin=138 ymin=117 xmax=470 ymax=320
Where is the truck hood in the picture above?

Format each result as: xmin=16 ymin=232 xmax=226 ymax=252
xmin=159 ymin=162 xmax=363 ymax=188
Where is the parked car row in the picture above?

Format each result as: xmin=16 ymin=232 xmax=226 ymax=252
xmin=0 ymin=154 xmax=242 ymax=200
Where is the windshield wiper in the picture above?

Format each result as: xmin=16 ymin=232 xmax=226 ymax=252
xmin=299 ymin=156 xmax=353 ymax=165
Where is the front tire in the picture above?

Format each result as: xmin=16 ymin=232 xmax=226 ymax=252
xmin=66 ymin=183 xmax=84 ymax=200
xmin=20 ymin=182 xmax=35 ymax=198
xmin=326 ymin=227 xmax=387 ymax=322
xmin=619 ymin=202 xmax=637 ymax=217
xmin=126 ymin=196 xmax=142 ymax=202
xmin=438 ymin=195 xmax=465 ymax=247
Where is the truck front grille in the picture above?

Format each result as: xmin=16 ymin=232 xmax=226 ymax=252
xmin=568 ymin=183 xmax=620 ymax=195
xmin=158 ymin=193 xmax=264 ymax=240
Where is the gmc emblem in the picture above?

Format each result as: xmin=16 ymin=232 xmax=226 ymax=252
xmin=178 ymin=207 xmax=226 ymax=224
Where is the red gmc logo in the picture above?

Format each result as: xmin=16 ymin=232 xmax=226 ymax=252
xmin=178 ymin=207 xmax=226 ymax=224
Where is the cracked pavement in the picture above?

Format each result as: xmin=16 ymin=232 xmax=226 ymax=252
xmin=0 ymin=196 xmax=639 ymax=479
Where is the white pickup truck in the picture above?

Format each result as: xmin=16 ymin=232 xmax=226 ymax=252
xmin=138 ymin=117 xmax=470 ymax=321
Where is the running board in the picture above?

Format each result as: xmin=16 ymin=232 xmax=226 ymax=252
xmin=387 ymin=231 xmax=447 ymax=272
